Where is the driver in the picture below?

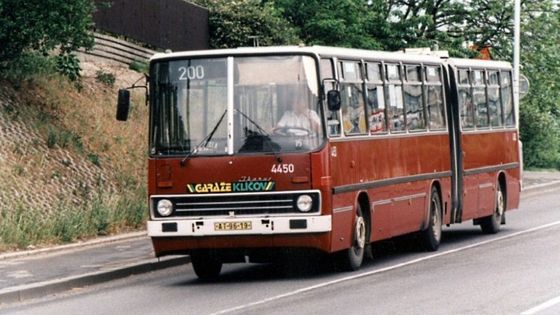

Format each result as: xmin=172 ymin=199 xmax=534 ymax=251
xmin=274 ymin=92 xmax=320 ymax=134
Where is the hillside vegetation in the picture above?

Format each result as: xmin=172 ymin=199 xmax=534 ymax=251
xmin=0 ymin=59 xmax=148 ymax=251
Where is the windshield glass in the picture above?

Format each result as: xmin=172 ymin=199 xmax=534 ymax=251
xmin=150 ymin=55 xmax=323 ymax=156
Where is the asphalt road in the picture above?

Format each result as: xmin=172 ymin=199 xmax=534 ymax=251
xmin=2 ymin=190 xmax=560 ymax=315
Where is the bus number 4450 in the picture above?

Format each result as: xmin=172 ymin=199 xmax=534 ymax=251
xmin=271 ymin=163 xmax=294 ymax=174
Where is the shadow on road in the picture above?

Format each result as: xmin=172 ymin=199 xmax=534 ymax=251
xmin=170 ymin=226 xmax=514 ymax=286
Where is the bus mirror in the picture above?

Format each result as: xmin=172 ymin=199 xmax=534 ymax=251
xmin=327 ymin=90 xmax=341 ymax=111
xmin=116 ymin=89 xmax=130 ymax=121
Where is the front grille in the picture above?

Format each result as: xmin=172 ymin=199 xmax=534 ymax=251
xmin=151 ymin=191 xmax=320 ymax=218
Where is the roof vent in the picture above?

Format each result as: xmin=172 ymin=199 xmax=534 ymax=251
xmin=403 ymin=47 xmax=449 ymax=58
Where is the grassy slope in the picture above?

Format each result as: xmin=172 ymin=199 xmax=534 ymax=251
xmin=0 ymin=60 xmax=149 ymax=251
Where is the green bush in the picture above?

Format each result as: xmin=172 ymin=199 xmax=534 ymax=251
xmin=0 ymin=52 xmax=56 ymax=82
xmin=95 ymin=70 xmax=116 ymax=87
xmin=129 ymin=60 xmax=149 ymax=74
xmin=46 ymin=126 xmax=84 ymax=151
xmin=87 ymin=153 xmax=101 ymax=167
xmin=520 ymin=105 xmax=560 ymax=169
xmin=55 ymin=54 xmax=82 ymax=82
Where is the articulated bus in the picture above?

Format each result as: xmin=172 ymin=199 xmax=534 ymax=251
xmin=116 ymin=46 xmax=521 ymax=279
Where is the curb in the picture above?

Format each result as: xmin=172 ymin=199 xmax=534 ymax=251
xmin=521 ymin=180 xmax=560 ymax=196
xmin=0 ymin=231 xmax=147 ymax=261
xmin=0 ymin=255 xmax=189 ymax=305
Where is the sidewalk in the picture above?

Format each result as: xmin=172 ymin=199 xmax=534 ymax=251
xmin=523 ymin=170 xmax=560 ymax=189
xmin=0 ymin=234 xmax=187 ymax=304
xmin=0 ymin=171 xmax=559 ymax=305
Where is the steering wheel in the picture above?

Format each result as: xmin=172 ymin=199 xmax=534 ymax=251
xmin=273 ymin=126 xmax=311 ymax=137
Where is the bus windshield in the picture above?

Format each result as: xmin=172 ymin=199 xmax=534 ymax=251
xmin=150 ymin=55 xmax=323 ymax=156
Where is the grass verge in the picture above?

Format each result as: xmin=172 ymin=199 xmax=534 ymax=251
xmin=0 ymin=188 xmax=147 ymax=251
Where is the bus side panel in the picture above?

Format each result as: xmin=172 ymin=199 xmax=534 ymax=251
xmin=506 ymin=167 xmax=521 ymax=210
xmin=390 ymin=181 xmax=428 ymax=236
xmin=330 ymin=133 xmax=451 ymax=244
xmin=460 ymin=129 xmax=521 ymax=221
xmin=439 ymin=176 xmax=453 ymax=226
xmin=330 ymin=191 xmax=356 ymax=252
xmin=370 ymin=187 xmax=392 ymax=241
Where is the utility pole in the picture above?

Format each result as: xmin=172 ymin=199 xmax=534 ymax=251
xmin=513 ymin=0 xmax=521 ymax=127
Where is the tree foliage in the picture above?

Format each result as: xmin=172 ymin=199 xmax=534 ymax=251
xmin=274 ymin=0 xmax=384 ymax=49
xmin=0 ymin=0 xmax=95 ymax=60
xmin=193 ymin=0 xmax=299 ymax=48
xmin=517 ymin=1 xmax=560 ymax=168
xmin=0 ymin=0 xmax=95 ymax=80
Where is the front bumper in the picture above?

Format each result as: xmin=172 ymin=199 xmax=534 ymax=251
xmin=147 ymin=215 xmax=332 ymax=237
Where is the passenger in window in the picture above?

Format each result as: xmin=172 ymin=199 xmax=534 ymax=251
xmin=367 ymin=86 xmax=386 ymax=133
xmin=342 ymin=85 xmax=366 ymax=134
xmin=274 ymin=91 xmax=321 ymax=135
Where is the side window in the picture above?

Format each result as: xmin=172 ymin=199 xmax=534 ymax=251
xmin=472 ymin=70 xmax=489 ymax=128
xmin=425 ymin=66 xmax=446 ymax=130
xmin=321 ymin=58 xmax=340 ymax=136
xmin=340 ymin=61 xmax=366 ymax=135
xmin=501 ymin=70 xmax=515 ymax=126
xmin=365 ymin=62 xmax=386 ymax=133
xmin=403 ymin=65 xmax=425 ymax=131
xmin=458 ymin=69 xmax=474 ymax=129
xmin=487 ymin=70 xmax=503 ymax=127
xmin=385 ymin=64 xmax=405 ymax=132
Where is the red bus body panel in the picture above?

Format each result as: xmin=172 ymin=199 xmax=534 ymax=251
xmin=461 ymin=129 xmax=521 ymax=220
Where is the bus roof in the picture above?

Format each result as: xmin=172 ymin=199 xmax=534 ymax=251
xmin=151 ymin=46 xmax=511 ymax=69
xmin=150 ymin=45 xmax=443 ymax=64
xmin=447 ymin=58 xmax=512 ymax=70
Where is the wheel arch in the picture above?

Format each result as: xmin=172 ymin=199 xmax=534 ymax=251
xmin=497 ymin=171 xmax=508 ymax=224
xmin=425 ymin=180 xmax=443 ymax=229
xmin=497 ymin=171 xmax=507 ymax=203
xmin=356 ymin=191 xmax=371 ymax=243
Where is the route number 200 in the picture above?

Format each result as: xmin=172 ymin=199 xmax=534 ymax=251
xmin=271 ymin=163 xmax=294 ymax=173
xmin=178 ymin=65 xmax=204 ymax=80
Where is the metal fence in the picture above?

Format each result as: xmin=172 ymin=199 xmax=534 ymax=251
xmin=93 ymin=0 xmax=209 ymax=52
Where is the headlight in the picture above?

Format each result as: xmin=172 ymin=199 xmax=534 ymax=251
xmin=296 ymin=195 xmax=313 ymax=212
xmin=157 ymin=199 xmax=173 ymax=216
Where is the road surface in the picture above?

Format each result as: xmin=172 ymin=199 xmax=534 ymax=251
xmin=2 ymin=190 xmax=559 ymax=315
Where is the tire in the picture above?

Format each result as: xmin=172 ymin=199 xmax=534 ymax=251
xmin=480 ymin=182 xmax=505 ymax=234
xmin=339 ymin=205 xmax=367 ymax=271
xmin=191 ymin=252 xmax=223 ymax=280
xmin=419 ymin=186 xmax=443 ymax=251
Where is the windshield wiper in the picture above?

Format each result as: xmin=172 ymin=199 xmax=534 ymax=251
xmin=180 ymin=109 xmax=227 ymax=166
xmin=234 ymin=109 xmax=270 ymax=137
xmin=235 ymin=108 xmax=282 ymax=163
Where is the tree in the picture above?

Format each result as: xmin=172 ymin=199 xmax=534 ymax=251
xmin=376 ymin=0 xmax=470 ymax=55
xmin=0 ymin=0 xmax=95 ymax=63
xmin=517 ymin=1 xmax=560 ymax=168
xmin=192 ymin=0 xmax=299 ymax=48
xmin=275 ymin=0 xmax=384 ymax=49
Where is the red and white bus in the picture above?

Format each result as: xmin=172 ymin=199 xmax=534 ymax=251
xmin=116 ymin=46 xmax=521 ymax=279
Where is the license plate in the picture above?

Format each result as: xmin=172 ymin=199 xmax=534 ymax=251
xmin=214 ymin=221 xmax=252 ymax=231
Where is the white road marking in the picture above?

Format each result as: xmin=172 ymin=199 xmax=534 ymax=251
xmin=211 ymin=220 xmax=560 ymax=315
xmin=6 ymin=270 xmax=33 ymax=279
xmin=521 ymin=295 xmax=560 ymax=315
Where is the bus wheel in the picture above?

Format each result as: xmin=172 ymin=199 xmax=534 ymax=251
xmin=339 ymin=205 xmax=367 ymax=271
xmin=480 ymin=182 xmax=505 ymax=234
xmin=191 ymin=251 xmax=223 ymax=280
xmin=419 ymin=186 xmax=442 ymax=251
